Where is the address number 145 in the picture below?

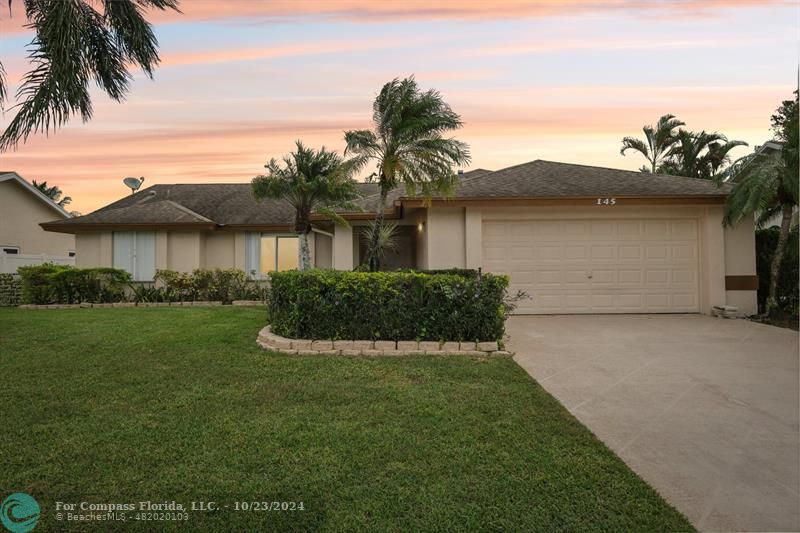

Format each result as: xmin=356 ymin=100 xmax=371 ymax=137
xmin=596 ymin=197 xmax=616 ymax=205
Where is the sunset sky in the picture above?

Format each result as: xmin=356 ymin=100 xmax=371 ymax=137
xmin=0 ymin=0 xmax=795 ymax=214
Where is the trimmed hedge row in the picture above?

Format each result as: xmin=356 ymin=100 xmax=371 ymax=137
xmin=18 ymin=264 xmax=131 ymax=304
xmin=17 ymin=264 xmax=268 ymax=305
xmin=0 ymin=273 xmax=21 ymax=306
xmin=268 ymin=270 xmax=510 ymax=342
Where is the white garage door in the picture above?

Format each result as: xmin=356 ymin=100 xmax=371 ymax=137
xmin=482 ymin=219 xmax=700 ymax=314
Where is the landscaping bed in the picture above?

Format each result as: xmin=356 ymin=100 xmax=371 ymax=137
xmin=0 ymin=306 xmax=692 ymax=531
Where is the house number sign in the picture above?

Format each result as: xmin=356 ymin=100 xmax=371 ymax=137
xmin=595 ymin=197 xmax=616 ymax=205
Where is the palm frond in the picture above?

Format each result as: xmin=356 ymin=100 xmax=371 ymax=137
xmin=0 ymin=0 xmax=180 ymax=151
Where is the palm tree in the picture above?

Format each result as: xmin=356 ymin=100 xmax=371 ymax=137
xmin=0 ymin=0 xmax=181 ymax=151
xmin=32 ymin=179 xmax=71 ymax=207
xmin=722 ymin=94 xmax=798 ymax=315
xmin=344 ymin=76 xmax=471 ymax=271
xmin=660 ymin=130 xmax=747 ymax=179
xmin=251 ymin=141 xmax=361 ymax=271
xmin=620 ymin=114 xmax=684 ymax=173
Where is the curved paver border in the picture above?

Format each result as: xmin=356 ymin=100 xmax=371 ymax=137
xmin=257 ymin=326 xmax=511 ymax=357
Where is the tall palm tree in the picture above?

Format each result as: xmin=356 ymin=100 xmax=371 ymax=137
xmin=251 ymin=141 xmax=361 ymax=271
xmin=32 ymin=179 xmax=71 ymax=207
xmin=344 ymin=76 xmax=470 ymax=271
xmin=0 ymin=0 xmax=181 ymax=151
xmin=661 ymin=130 xmax=747 ymax=179
xmin=722 ymin=93 xmax=798 ymax=315
xmin=620 ymin=114 xmax=684 ymax=173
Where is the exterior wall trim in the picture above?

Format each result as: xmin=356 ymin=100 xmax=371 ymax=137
xmin=725 ymin=275 xmax=759 ymax=291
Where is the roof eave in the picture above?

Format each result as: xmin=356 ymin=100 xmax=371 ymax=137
xmin=40 ymin=221 xmax=218 ymax=234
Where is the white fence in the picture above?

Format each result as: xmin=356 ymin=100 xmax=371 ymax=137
xmin=0 ymin=253 xmax=75 ymax=274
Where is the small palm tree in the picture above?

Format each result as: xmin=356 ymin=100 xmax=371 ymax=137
xmin=344 ymin=76 xmax=471 ymax=271
xmin=32 ymin=180 xmax=71 ymax=207
xmin=620 ymin=114 xmax=684 ymax=173
xmin=0 ymin=0 xmax=181 ymax=151
xmin=722 ymin=93 xmax=798 ymax=315
xmin=251 ymin=141 xmax=361 ymax=271
xmin=661 ymin=130 xmax=747 ymax=179
xmin=360 ymin=220 xmax=399 ymax=269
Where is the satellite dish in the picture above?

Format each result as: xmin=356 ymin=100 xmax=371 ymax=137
xmin=123 ymin=176 xmax=145 ymax=195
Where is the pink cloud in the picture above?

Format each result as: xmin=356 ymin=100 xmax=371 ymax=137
xmin=0 ymin=0 xmax=789 ymax=36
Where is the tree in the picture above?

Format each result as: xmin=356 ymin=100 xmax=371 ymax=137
xmin=660 ymin=130 xmax=747 ymax=179
xmin=0 ymin=0 xmax=181 ymax=151
xmin=344 ymin=76 xmax=470 ymax=271
xmin=32 ymin=179 xmax=71 ymax=207
xmin=251 ymin=141 xmax=361 ymax=271
xmin=722 ymin=93 xmax=798 ymax=315
xmin=620 ymin=114 xmax=684 ymax=173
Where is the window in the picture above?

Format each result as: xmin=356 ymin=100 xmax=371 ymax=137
xmin=245 ymin=233 xmax=299 ymax=278
xmin=68 ymin=251 xmax=76 ymax=258
xmin=260 ymin=235 xmax=298 ymax=274
xmin=113 ymin=231 xmax=155 ymax=281
xmin=1 ymin=246 xmax=19 ymax=255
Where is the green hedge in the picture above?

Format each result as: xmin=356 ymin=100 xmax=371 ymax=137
xmin=18 ymin=264 xmax=131 ymax=304
xmin=137 ymin=269 xmax=267 ymax=303
xmin=756 ymin=227 xmax=799 ymax=315
xmin=268 ymin=270 xmax=510 ymax=342
xmin=0 ymin=273 xmax=21 ymax=306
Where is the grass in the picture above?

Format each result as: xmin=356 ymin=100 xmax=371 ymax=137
xmin=0 ymin=307 xmax=693 ymax=532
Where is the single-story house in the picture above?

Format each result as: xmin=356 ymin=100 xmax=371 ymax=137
xmin=0 ymin=171 xmax=75 ymax=273
xmin=41 ymin=159 xmax=757 ymax=315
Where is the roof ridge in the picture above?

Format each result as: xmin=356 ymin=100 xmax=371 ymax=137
xmin=535 ymin=159 xmax=728 ymax=185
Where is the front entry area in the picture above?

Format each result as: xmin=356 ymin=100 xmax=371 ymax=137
xmin=482 ymin=218 xmax=700 ymax=314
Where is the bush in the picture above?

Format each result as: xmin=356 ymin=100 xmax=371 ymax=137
xmin=756 ymin=227 xmax=799 ymax=315
xmin=0 ymin=273 xmax=21 ymax=306
xmin=268 ymin=270 xmax=510 ymax=342
xmin=148 ymin=268 xmax=267 ymax=304
xmin=18 ymin=264 xmax=131 ymax=304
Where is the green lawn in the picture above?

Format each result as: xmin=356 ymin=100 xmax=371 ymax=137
xmin=0 ymin=307 xmax=692 ymax=532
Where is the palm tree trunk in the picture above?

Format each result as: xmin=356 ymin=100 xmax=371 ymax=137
xmin=297 ymin=231 xmax=311 ymax=271
xmin=766 ymin=203 xmax=794 ymax=315
xmin=368 ymin=186 xmax=389 ymax=271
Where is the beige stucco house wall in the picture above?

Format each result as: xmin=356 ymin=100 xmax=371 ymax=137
xmin=329 ymin=202 xmax=758 ymax=316
xmin=45 ymin=160 xmax=759 ymax=316
xmin=0 ymin=174 xmax=74 ymax=256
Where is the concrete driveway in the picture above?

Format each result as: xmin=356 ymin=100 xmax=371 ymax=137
xmin=507 ymin=314 xmax=799 ymax=532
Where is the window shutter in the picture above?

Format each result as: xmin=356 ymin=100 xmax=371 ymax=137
xmin=134 ymin=232 xmax=156 ymax=281
xmin=113 ymin=232 xmax=134 ymax=275
xmin=245 ymin=232 xmax=261 ymax=279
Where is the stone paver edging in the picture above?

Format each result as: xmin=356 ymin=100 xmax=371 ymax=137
xmin=257 ymin=326 xmax=511 ymax=357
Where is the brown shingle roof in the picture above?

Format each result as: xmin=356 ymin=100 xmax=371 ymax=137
xmin=42 ymin=161 xmax=729 ymax=232
xmin=452 ymin=160 xmax=730 ymax=198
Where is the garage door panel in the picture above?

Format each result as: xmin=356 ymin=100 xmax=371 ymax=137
xmin=482 ymin=217 xmax=699 ymax=314
xmin=565 ymin=245 xmax=587 ymax=259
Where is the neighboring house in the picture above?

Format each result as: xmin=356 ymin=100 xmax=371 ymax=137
xmin=0 ymin=171 xmax=75 ymax=273
xmin=42 ymin=159 xmax=758 ymax=315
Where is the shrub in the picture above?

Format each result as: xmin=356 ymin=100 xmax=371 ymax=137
xmin=151 ymin=268 xmax=267 ymax=304
xmin=756 ymin=227 xmax=799 ymax=316
xmin=268 ymin=270 xmax=510 ymax=342
xmin=18 ymin=264 xmax=131 ymax=304
xmin=0 ymin=273 xmax=21 ymax=306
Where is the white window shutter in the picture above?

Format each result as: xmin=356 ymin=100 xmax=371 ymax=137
xmin=244 ymin=232 xmax=261 ymax=279
xmin=113 ymin=232 xmax=134 ymax=276
xmin=134 ymin=232 xmax=156 ymax=281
